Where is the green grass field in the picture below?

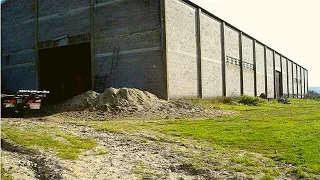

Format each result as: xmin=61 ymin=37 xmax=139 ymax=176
xmin=92 ymin=99 xmax=320 ymax=177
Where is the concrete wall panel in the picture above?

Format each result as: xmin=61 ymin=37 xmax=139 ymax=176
xmin=200 ymin=13 xmax=222 ymax=97
xmin=266 ymin=48 xmax=274 ymax=98
xmin=281 ymin=57 xmax=288 ymax=96
xmin=2 ymin=63 xmax=37 ymax=91
xmin=275 ymin=53 xmax=281 ymax=71
xmin=297 ymin=66 xmax=301 ymax=96
xmin=255 ymin=42 xmax=265 ymax=96
xmin=287 ymin=61 xmax=293 ymax=96
xmin=94 ymin=0 xmax=160 ymax=38
xmin=225 ymin=26 xmax=240 ymax=96
xmin=95 ymin=50 xmax=165 ymax=98
xmin=166 ymin=0 xmax=198 ymax=98
xmin=293 ymin=63 xmax=297 ymax=97
xmin=242 ymin=35 xmax=254 ymax=96
xmin=38 ymin=0 xmax=90 ymax=41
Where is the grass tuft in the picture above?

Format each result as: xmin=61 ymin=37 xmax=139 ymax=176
xmin=1 ymin=126 xmax=96 ymax=160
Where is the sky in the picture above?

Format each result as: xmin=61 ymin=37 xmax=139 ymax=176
xmin=190 ymin=0 xmax=320 ymax=87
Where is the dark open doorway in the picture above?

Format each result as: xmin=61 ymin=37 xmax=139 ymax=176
xmin=275 ymin=71 xmax=283 ymax=98
xmin=39 ymin=43 xmax=91 ymax=102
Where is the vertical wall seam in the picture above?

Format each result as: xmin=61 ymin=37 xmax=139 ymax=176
xmin=160 ymin=0 xmax=169 ymax=100
xmin=221 ymin=22 xmax=226 ymax=97
xmin=296 ymin=64 xmax=298 ymax=98
xmin=196 ymin=8 xmax=203 ymax=98
xmin=291 ymin=62 xmax=294 ymax=98
xmin=239 ymin=32 xmax=244 ymax=96
xmin=303 ymin=68 xmax=306 ymax=96
xmin=253 ymin=40 xmax=257 ymax=97
xmin=286 ymin=59 xmax=289 ymax=97
xmin=90 ymin=0 xmax=95 ymax=90
xmin=264 ymin=46 xmax=268 ymax=97
xmin=280 ymin=54 xmax=283 ymax=97
xmin=35 ymin=0 xmax=39 ymax=89
xmin=273 ymin=51 xmax=276 ymax=99
xmin=306 ymin=70 xmax=309 ymax=95
xmin=300 ymin=66 xmax=302 ymax=98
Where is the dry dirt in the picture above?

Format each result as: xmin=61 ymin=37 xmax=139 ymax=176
xmin=2 ymin=89 xmax=290 ymax=180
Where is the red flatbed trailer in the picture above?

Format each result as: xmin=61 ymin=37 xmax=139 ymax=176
xmin=1 ymin=90 xmax=50 ymax=117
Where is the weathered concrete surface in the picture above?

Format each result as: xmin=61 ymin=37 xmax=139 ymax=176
xmin=266 ymin=48 xmax=274 ymax=98
xmin=225 ymin=26 xmax=240 ymax=96
xmin=1 ymin=0 xmax=37 ymax=91
xmin=282 ymin=57 xmax=288 ymax=96
xmin=166 ymin=0 xmax=198 ymax=98
xmin=275 ymin=53 xmax=281 ymax=72
xmin=297 ymin=66 xmax=301 ymax=97
xmin=38 ymin=0 xmax=90 ymax=42
xmin=242 ymin=35 xmax=254 ymax=96
xmin=287 ymin=61 xmax=293 ymax=97
xmin=293 ymin=63 xmax=297 ymax=97
xmin=200 ymin=13 xmax=222 ymax=98
xmin=94 ymin=0 xmax=164 ymax=99
xmin=255 ymin=42 xmax=266 ymax=96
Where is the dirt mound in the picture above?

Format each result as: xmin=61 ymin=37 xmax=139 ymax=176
xmin=59 ymin=90 xmax=99 ymax=111
xmin=60 ymin=88 xmax=166 ymax=113
xmin=59 ymin=88 xmax=233 ymax=119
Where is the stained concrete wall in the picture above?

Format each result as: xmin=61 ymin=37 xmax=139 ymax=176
xmin=292 ymin=63 xmax=297 ymax=97
xmin=242 ymin=35 xmax=254 ymax=96
xmin=301 ymin=68 xmax=305 ymax=97
xmin=275 ymin=53 xmax=281 ymax=72
xmin=282 ymin=57 xmax=288 ymax=96
xmin=38 ymin=0 xmax=90 ymax=41
xmin=94 ymin=0 xmax=165 ymax=98
xmin=266 ymin=48 xmax=274 ymax=98
xmin=287 ymin=61 xmax=293 ymax=97
xmin=297 ymin=66 xmax=301 ymax=97
xmin=225 ymin=26 xmax=241 ymax=96
xmin=255 ymin=42 xmax=266 ymax=96
xmin=1 ymin=0 xmax=37 ymax=91
xmin=165 ymin=0 xmax=198 ymax=98
xmin=200 ymin=13 xmax=222 ymax=97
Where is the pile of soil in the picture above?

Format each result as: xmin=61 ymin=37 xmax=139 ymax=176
xmin=59 ymin=88 xmax=166 ymax=112
xmin=59 ymin=88 xmax=232 ymax=119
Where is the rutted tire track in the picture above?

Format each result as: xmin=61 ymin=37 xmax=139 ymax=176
xmin=1 ymin=139 xmax=62 ymax=180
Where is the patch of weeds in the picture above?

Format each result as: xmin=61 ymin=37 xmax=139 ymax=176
xmin=2 ymin=126 xmax=96 ymax=160
xmin=1 ymin=163 xmax=13 ymax=180
xmin=238 ymin=95 xmax=266 ymax=106
xmin=261 ymin=174 xmax=275 ymax=180
xmin=132 ymin=160 xmax=155 ymax=179
xmin=95 ymin=147 xmax=108 ymax=156
xmin=288 ymin=166 xmax=311 ymax=179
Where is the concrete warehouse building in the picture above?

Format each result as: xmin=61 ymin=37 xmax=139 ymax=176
xmin=1 ymin=0 xmax=308 ymax=101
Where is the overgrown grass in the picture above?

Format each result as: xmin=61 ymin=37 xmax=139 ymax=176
xmin=1 ymin=163 xmax=13 ymax=180
xmin=1 ymin=126 xmax=96 ymax=160
xmin=88 ymin=99 xmax=320 ymax=177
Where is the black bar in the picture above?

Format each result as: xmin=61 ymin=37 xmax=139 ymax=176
xmin=286 ymin=58 xmax=289 ymax=97
xmin=280 ymin=54 xmax=283 ymax=97
xmin=196 ymin=8 xmax=203 ymax=98
xmin=221 ymin=22 xmax=226 ymax=97
xmin=264 ymin=46 xmax=268 ymax=97
xmin=239 ymin=32 xmax=244 ymax=96
xmin=291 ymin=61 xmax=294 ymax=98
xmin=296 ymin=64 xmax=298 ymax=98
xmin=35 ymin=0 xmax=39 ymax=89
xmin=90 ymin=0 xmax=95 ymax=90
xmin=273 ymin=51 xmax=276 ymax=99
xmin=160 ymin=0 xmax=169 ymax=100
xmin=253 ymin=40 xmax=257 ymax=96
